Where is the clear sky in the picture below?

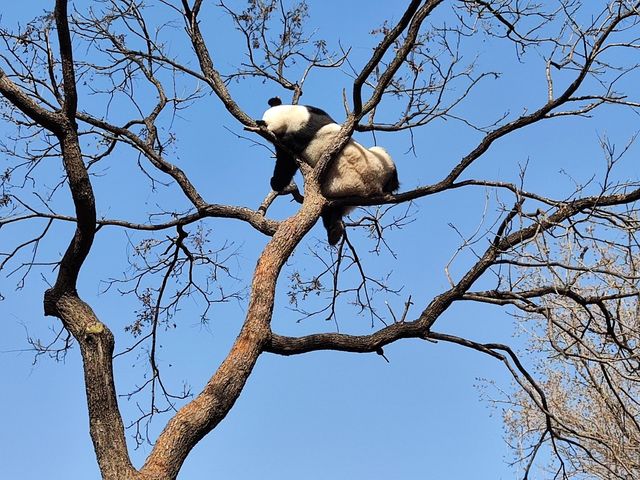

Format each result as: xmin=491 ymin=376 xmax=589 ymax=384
xmin=1 ymin=2 xmax=638 ymax=479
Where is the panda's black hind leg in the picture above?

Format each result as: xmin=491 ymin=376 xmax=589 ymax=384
xmin=322 ymin=207 xmax=345 ymax=246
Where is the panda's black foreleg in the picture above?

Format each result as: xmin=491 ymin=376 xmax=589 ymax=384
xmin=270 ymin=146 xmax=299 ymax=192
xmin=322 ymin=206 xmax=346 ymax=246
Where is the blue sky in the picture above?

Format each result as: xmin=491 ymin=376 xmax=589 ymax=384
xmin=1 ymin=1 xmax=639 ymax=479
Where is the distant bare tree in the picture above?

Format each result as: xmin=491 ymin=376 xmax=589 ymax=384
xmin=501 ymin=190 xmax=640 ymax=479
xmin=1 ymin=1 xmax=640 ymax=479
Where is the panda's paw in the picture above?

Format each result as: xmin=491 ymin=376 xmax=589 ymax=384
xmin=326 ymin=222 xmax=345 ymax=246
xmin=270 ymin=177 xmax=288 ymax=192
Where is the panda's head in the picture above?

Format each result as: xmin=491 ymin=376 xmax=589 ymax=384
xmin=257 ymin=97 xmax=334 ymax=139
xmin=260 ymin=104 xmax=313 ymax=137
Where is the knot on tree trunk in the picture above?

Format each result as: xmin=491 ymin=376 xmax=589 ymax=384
xmin=43 ymin=287 xmax=59 ymax=317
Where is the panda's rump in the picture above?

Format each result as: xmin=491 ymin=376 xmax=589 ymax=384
xmin=322 ymin=141 xmax=390 ymax=197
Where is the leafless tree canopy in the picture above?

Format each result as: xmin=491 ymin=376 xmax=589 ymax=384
xmin=1 ymin=1 xmax=640 ymax=479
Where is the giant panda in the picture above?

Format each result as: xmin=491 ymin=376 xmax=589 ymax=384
xmin=257 ymin=97 xmax=399 ymax=245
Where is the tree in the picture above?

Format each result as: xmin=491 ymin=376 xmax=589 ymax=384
xmin=1 ymin=1 xmax=639 ymax=479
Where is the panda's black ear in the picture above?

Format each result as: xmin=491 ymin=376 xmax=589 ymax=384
xmin=268 ymin=97 xmax=282 ymax=107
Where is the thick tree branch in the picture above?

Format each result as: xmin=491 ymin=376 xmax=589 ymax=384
xmin=33 ymin=3 xmax=135 ymax=477
xmin=77 ymin=112 xmax=207 ymax=210
xmin=54 ymin=0 xmax=77 ymax=120
xmin=352 ymin=0 xmax=424 ymax=115
xmin=142 ymin=191 xmax=325 ymax=479
xmin=181 ymin=0 xmax=254 ymax=126
xmin=266 ymin=187 xmax=640 ymax=356
xmin=0 ymin=69 xmax=62 ymax=133
xmin=356 ymin=4 xmax=640 ymax=205
xmin=356 ymin=0 xmax=444 ymax=118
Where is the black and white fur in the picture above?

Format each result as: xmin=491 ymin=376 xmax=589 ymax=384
xmin=257 ymin=97 xmax=399 ymax=245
